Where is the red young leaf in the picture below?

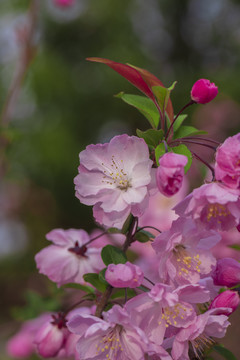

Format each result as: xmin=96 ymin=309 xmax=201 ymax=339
xmin=87 ymin=57 xmax=174 ymax=121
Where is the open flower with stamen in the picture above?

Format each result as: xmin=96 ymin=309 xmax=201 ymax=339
xmin=74 ymin=134 xmax=154 ymax=228
xmin=67 ymin=305 xmax=148 ymax=360
xmin=171 ymin=309 xmax=230 ymax=360
xmin=125 ymin=283 xmax=209 ymax=346
xmin=152 ymin=218 xmax=220 ymax=285
xmin=35 ymin=228 xmax=103 ymax=286
xmin=174 ymin=182 xmax=240 ymax=231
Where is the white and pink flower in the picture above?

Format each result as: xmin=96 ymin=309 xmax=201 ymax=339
xmin=152 ymin=218 xmax=220 ymax=285
xmin=74 ymin=134 xmax=154 ymax=228
xmin=174 ymin=182 xmax=240 ymax=231
xmin=35 ymin=228 xmax=103 ymax=286
xmin=67 ymin=305 xmax=148 ymax=360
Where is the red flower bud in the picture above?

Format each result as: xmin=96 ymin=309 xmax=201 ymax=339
xmin=209 ymin=290 xmax=240 ymax=315
xmin=191 ymin=79 xmax=218 ymax=104
xmin=213 ymin=257 xmax=240 ymax=288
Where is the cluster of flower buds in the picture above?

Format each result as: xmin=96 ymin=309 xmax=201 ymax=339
xmin=6 ymin=59 xmax=240 ymax=360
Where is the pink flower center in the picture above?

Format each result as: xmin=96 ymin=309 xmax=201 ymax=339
xmin=51 ymin=312 xmax=67 ymax=329
xmin=173 ymin=245 xmax=201 ymax=277
xmin=206 ymin=203 xmax=230 ymax=222
xmin=159 ymin=303 xmax=192 ymax=327
xmin=96 ymin=325 xmax=124 ymax=357
xmin=101 ymin=155 xmax=131 ymax=190
xmin=68 ymin=241 xmax=88 ymax=257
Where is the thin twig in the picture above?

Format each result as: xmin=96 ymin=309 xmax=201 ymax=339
xmin=170 ymin=139 xmax=217 ymax=150
xmin=191 ymin=151 xmax=215 ymax=181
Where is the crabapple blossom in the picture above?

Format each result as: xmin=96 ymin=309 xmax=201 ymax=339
xmin=67 ymin=305 xmax=148 ymax=360
xmin=212 ymin=257 xmax=240 ymax=287
xmin=125 ymin=283 xmax=209 ymax=346
xmin=156 ymin=153 xmax=187 ymax=197
xmin=209 ymin=290 xmax=240 ymax=315
xmin=172 ymin=309 xmax=230 ymax=360
xmin=105 ymin=261 xmax=144 ymax=288
xmin=191 ymin=79 xmax=218 ymax=104
xmin=215 ymin=133 xmax=240 ymax=189
xmin=74 ymin=134 xmax=154 ymax=228
xmin=34 ymin=312 xmax=68 ymax=358
xmin=35 ymin=228 xmax=103 ymax=286
xmin=174 ymin=182 xmax=240 ymax=231
xmin=152 ymin=218 xmax=220 ymax=285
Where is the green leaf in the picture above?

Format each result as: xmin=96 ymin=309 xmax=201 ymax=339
xmin=166 ymin=114 xmax=188 ymax=133
xmin=121 ymin=213 xmax=134 ymax=234
xmin=134 ymin=230 xmax=155 ymax=243
xmin=155 ymin=143 xmax=169 ymax=165
xmin=213 ymin=345 xmax=237 ymax=360
xmin=83 ymin=273 xmax=107 ymax=292
xmin=99 ymin=268 xmax=108 ymax=284
xmin=108 ymin=227 xmax=121 ymax=234
xmin=174 ymin=125 xmax=207 ymax=139
xmin=229 ymin=244 xmax=240 ymax=251
xmin=152 ymin=81 xmax=177 ymax=117
xmin=111 ymin=288 xmax=136 ymax=300
xmin=172 ymin=144 xmax=192 ymax=173
xmin=116 ymin=92 xmax=160 ymax=128
xmin=136 ymin=128 xmax=164 ymax=147
xmin=63 ymin=283 xmax=94 ymax=293
xmin=101 ymin=245 xmax=127 ymax=266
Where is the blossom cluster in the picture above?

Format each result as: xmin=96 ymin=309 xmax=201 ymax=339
xmin=6 ymin=59 xmax=240 ymax=360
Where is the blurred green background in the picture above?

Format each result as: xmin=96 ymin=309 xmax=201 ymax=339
xmin=1 ymin=0 xmax=240 ymax=358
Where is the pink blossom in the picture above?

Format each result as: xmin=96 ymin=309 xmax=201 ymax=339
xmin=212 ymin=257 xmax=240 ymax=287
xmin=34 ymin=313 xmax=68 ymax=358
xmin=215 ymin=133 xmax=240 ymax=189
xmin=105 ymin=262 xmax=144 ymax=288
xmin=6 ymin=314 xmax=51 ymax=359
xmin=125 ymin=283 xmax=209 ymax=346
xmin=191 ymin=79 xmax=218 ymax=104
xmin=53 ymin=0 xmax=75 ymax=7
xmin=209 ymin=290 xmax=240 ymax=315
xmin=172 ymin=309 xmax=230 ymax=360
xmin=152 ymin=218 xmax=220 ymax=285
xmin=67 ymin=305 xmax=148 ymax=359
xmin=174 ymin=182 xmax=240 ymax=231
xmin=156 ymin=153 xmax=187 ymax=197
xmin=35 ymin=228 xmax=103 ymax=286
xmin=74 ymin=134 xmax=154 ymax=228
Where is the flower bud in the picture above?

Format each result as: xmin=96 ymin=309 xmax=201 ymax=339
xmin=35 ymin=313 xmax=68 ymax=358
xmin=6 ymin=332 xmax=34 ymax=359
xmin=213 ymin=258 xmax=240 ymax=287
xmin=191 ymin=79 xmax=218 ymax=104
xmin=209 ymin=290 xmax=240 ymax=315
xmin=105 ymin=261 xmax=143 ymax=288
xmin=156 ymin=152 xmax=187 ymax=197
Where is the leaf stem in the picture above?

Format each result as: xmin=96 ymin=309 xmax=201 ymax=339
xmin=165 ymin=100 xmax=195 ymax=141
